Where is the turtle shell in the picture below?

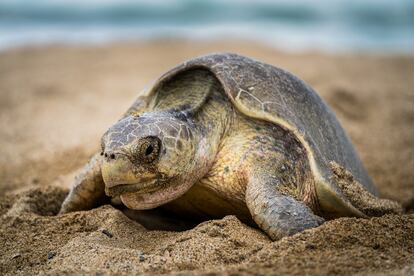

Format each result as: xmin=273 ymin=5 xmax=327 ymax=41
xmin=144 ymin=53 xmax=377 ymax=217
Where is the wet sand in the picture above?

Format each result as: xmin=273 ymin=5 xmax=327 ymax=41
xmin=1 ymin=41 xmax=413 ymax=275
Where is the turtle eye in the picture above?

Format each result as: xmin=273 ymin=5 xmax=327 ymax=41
xmin=145 ymin=144 xmax=154 ymax=156
xmin=134 ymin=136 xmax=161 ymax=163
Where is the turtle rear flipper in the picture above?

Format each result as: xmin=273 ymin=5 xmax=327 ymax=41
xmin=328 ymin=162 xmax=403 ymax=217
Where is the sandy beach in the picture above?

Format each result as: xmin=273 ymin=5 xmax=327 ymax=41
xmin=1 ymin=41 xmax=413 ymax=275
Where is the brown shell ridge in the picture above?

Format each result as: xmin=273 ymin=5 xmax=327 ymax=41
xmin=146 ymin=53 xmax=377 ymax=217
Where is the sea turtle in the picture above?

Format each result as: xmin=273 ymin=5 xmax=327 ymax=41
xmin=60 ymin=53 xmax=401 ymax=240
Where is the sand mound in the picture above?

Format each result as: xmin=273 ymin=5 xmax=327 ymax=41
xmin=1 ymin=186 xmax=413 ymax=275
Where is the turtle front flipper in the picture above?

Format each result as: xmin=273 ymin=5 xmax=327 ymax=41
xmin=246 ymin=175 xmax=324 ymax=241
xmin=122 ymin=95 xmax=148 ymax=118
xmin=60 ymin=152 xmax=107 ymax=214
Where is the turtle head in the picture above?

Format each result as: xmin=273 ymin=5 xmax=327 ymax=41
xmin=100 ymin=112 xmax=200 ymax=210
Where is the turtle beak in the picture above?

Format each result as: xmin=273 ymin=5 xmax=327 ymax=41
xmin=101 ymin=152 xmax=155 ymax=197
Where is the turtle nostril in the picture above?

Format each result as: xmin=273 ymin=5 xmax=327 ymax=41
xmin=104 ymin=153 xmax=108 ymax=158
xmin=110 ymin=153 xmax=116 ymax=160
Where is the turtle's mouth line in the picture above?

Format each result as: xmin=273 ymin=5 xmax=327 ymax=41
xmin=105 ymin=179 xmax=160 ymax=197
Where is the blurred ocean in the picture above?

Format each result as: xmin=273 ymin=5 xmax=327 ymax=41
xmin=1 ymin=0 xmax=413 ymax=52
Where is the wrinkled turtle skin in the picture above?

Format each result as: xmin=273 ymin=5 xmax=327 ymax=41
xmin=60 ymin=53 xmax=401 ymax=240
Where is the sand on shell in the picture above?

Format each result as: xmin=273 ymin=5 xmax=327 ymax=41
xmin=1 ymin=41 xmax=413 ymax=275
